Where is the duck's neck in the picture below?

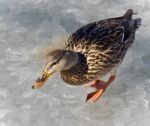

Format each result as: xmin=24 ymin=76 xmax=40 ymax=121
xmin=60 ymin=52 xmax=89 ymax=85
xmin=60 ymin=50 xmax=80 ymax=71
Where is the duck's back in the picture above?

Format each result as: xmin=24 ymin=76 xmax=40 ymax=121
xmin=60 ymin=9 xmax=141 ymax=85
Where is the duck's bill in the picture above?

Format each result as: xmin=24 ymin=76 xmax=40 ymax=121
xmin=32 ymin=72 xmax=53 ymax=90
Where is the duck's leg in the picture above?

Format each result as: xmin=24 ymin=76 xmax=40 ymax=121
xmin=86 ymin=75 xmax=116 ymax=103
xmin=83 ymin=79 xmax=105 ymax=89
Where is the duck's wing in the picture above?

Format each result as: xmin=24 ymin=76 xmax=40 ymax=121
xmin=65 ymin=9 xmax=140 ymax=51
xmin=65 ymin=21 xmax=125 ymax=50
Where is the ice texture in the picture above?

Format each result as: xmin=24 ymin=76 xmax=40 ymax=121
xmin=0 ymin=0 xmax=150 ymax=126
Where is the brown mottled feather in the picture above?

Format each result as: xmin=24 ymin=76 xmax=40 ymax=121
xmin=60 ymin=9 xmax=141 ymax=85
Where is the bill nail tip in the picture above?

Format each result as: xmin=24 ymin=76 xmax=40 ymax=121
xmin=32 ymin=85 xmax=35 ymax=90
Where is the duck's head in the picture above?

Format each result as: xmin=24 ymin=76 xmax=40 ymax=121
xmin=32 ymin=49 xmax=79 ymax=89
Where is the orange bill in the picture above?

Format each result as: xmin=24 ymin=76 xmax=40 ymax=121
xmin=32 ymin=72 xmax=53 ymax=90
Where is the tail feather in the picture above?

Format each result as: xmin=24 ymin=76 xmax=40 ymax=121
xmin=123 ymin=9 xmax=133 ymax=19
xmin=133 ymin=18 xmax=142 ymax=29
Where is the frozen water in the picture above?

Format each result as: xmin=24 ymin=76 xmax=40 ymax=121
xmin=0 ymin=0 xmax=150 ymax=126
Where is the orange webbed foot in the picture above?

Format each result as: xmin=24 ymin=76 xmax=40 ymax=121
xmin=86 ymin=75 xmax=116 ymax=103
xmin=86 ymin=89 xmax=105 ymax=103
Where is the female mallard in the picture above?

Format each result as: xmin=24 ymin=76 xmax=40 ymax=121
xmin=32 ymin=9 xmax=141 ymax=103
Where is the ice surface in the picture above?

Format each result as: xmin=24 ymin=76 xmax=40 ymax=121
xmin=0 ymin=0 xmax=150 ymax=126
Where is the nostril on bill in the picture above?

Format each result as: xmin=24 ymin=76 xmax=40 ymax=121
xmin=36 ymin=74 xmax=46 ymax=82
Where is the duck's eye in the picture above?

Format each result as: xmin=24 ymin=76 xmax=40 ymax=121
xmin=50 ymin=61 xmax=57 ymax=67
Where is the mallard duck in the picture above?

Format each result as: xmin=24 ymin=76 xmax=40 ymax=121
xmin=32 ymin=9 xmax=141 ymax=103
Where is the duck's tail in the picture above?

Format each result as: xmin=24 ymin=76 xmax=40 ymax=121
xmin=123 ymin=9 xmax=133 ymax=20
xmin=133 ymin=18 xmax=142 ymax=29
xmin=123 ymin=9 xmax=141 ymax=30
